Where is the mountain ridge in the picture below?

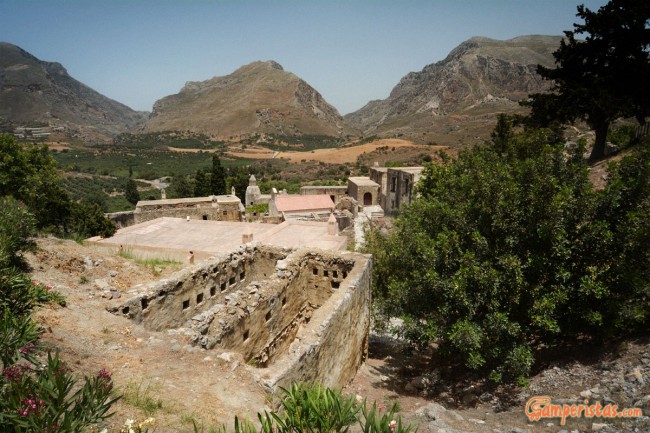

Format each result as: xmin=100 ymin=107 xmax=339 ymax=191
xmin=0 ymin=42 xmax=148 ymax=142
xmin=144 ymin=60 xmax=358 ymax=139
xmin=345 ymin=35 xmax=560 ymax=142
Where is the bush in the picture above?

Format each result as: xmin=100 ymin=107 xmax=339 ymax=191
xmin=205 ymin=383 xmax=415 ymax=433
xmin=0 ymin=268 xmax=116 ymax=433
xmin=365 ymin=124 xmax=650 ymax=382
xmin=0 ymin=197 xmax=36 ymax=269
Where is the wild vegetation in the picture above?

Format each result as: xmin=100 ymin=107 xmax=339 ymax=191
xmin=525 ymin=0 xmax=650 ymax=161
xmin=365 ymin=117 xmax=650 ymax=383
xmin=188 ymin=384 xmax=413 ymax=433
xmin=0 ymin=135 xmax=116 ymax=239
xmin=0 ymin=201 xmax=118 ymax=432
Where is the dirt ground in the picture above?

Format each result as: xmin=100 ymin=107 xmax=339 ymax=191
xmin=169 ymin=139 xmax=442 ymax=165
xmin=24 ymin=237 xmax=649 ymax=433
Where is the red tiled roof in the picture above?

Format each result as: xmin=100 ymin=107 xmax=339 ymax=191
xmin=275 ymin=195 xmax=334 ymax=212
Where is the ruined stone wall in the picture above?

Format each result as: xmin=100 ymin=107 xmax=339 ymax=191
xmin=110 ymin=245 xmax=286 ymax=331
xmin=106 ymin=211 xmax=136 ymax=229
xmin=256 ymin=251 xmax=371 ymax=391
xmin=109 ymin=245 xmax=371 ymax=391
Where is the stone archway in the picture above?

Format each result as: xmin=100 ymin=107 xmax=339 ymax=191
xmin=363 ymin=192 xmax=372 ymax=206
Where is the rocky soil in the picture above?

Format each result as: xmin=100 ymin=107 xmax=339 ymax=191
xmin=23 ymin=237 xmax=650 ymax=433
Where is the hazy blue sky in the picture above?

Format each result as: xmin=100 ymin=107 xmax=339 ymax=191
xmin=1 ymin=0 xmax=608 ymax=115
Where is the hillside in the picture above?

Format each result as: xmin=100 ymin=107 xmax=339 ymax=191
xmin=0 ymin=42 xmax=148 ymax=142
xmin=144 ymin=60 xmax=358 ymax=139
xmin=346 ymin=35 xmax=560 ymax=145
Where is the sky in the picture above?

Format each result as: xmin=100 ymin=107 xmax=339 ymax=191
xmin=1 ymin=0 xmax=608 ymax=115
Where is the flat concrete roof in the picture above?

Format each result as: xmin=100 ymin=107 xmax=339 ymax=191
xmin=347 ymin=177 xmax=380 ymax=187
xmin=137 ymin=195 xmax=240 ymax=207
xmin=275 ymin=195 xmax=334 ymax=212
xmin=389 ymin=167 xmax=424 ymax=174
xmin=88 ymin=217 xmax=347 ymax=261
xmin=300 ymin=186 xmax=348 ymax=191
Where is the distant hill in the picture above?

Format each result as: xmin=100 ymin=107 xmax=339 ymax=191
xmin=0 ymin=42 xmax=148 ymax=142
xmin=345 ymin=35 xmax=561 ymax=145
xmin=143 ymin=60 xmax=358 ymax=139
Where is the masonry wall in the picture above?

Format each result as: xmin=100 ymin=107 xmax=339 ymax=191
xmin=109 ymin=245 xmax=371 ymax=391
xmin=134 ymin=201 xmax=242 ymax=224
xmin=347 ymin=182 xmax=378 ymax=206
xmin=106 ymin=211 xmax=136 ymax=229
xmin=300 ymin=186 xmax=348 ymax=204
xmin=256 ymin=251 xmax=371 ymax=391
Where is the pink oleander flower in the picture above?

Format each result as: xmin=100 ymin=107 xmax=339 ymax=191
xmin=18 ymin=342 xmax=36 ymax=355
xmin=16 ymin=396 xmax=45 ymax=417
xmin=97 ymin=368 xmax=113 ymax=393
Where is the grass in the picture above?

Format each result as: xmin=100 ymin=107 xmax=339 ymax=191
xmin=122 ymin=379 xmax=165 ymax=416
xmin=117 ymin=247 xmax=182 ymax=275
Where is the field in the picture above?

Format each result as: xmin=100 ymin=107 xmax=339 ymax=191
xmin=48 ymin=132 xmax=444 ymax=213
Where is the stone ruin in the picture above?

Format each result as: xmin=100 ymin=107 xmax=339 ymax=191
xmin=109 ymin=243 xmax=372 ymax=391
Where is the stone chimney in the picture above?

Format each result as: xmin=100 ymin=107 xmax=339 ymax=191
xmin=161 ymin=188 xmax=167 ymax=199
xmin=328 ymin=213 xmax=337 ymax=235
xmin=242 ymin=230 xmax=253 ymax=244
xmin=231 ymin=186 xmax=236 ymax=196
xmin=374 ymin=161 xmax=379 ymax=167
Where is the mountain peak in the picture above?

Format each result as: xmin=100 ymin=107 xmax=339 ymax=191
xmin=145 ymin=61 xmax=357 ymax=138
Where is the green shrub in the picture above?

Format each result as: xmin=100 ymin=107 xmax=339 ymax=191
xmin=365 ymin=123 xmax=650 ymax=382
xmin=0 ymin=197 xmax=36 ymax=269
xmin=0 ymin=269 xmax=115 ymax=433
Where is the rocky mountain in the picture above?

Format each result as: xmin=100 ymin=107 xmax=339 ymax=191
xmin=345 ymin=35 xmax=561 ymax=144
xmin=144 ymin=60 xmax=357 ymax=139
xmin=0 ymin=42 xmax=147 ymax=141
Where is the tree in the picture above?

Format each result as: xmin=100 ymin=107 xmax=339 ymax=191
xmin=210 ymin=155 xmax=227 ymax=195
xmin=526 ymin=0 xmax=650 ymax=161
xmin=0 ymin=135 xmax=71 ymax=230
xmin=365 ymin=123 xmax=650 ymax=382
xmin=0 ymin=197 xmax=36 ymax=268
xmin=0 ymin=134 xmax=116 ymax=238
xmin=167 ymin=174 xmax=192 ymax=199
xmin=193 ymin=169 xmax=211 ymax=197
xmin=124 ymin=178 xmax=140 ymax=205
xmin=227 ymin=166 xmax=249 ymax=202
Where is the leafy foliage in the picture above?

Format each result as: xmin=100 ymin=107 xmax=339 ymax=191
xmin=193 ymin=169 xmax=211 ymax=197
xmin=366 ymin=123 xmax=650 ymax=382
xmin=167 ymin=174 xmax=192 ymax=199
xmin=0 ymin=198 xmax=36 ymax=269
xmin=0 ymin=267 xmax=116 ymax=433
xmin=0 ymin=134 xmax=116 ymax=238
xmin=193 ymin=383 xmax=414 ymax=433
xmin=124 ymin=178 xmax=140 ymax=205
xmin=211 ymin=155 xmax=227 ymax=196
xmin=525 ymin=0 xmax=650 ymax=161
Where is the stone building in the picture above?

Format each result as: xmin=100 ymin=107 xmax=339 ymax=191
xmin=245 ymin=175 xmax=272 ymax=207
xmin=382 ymin=167 xmax=423 ymax=214
xmin=133 ymin=195 xmax=244 ymax=224
xmin=369 ymin=166 xmax=388 ymax=209
xmin=347 ymin=177 xmax=380 ymax=206
xmin=299 ymin=185 xmax=348 ymax=205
